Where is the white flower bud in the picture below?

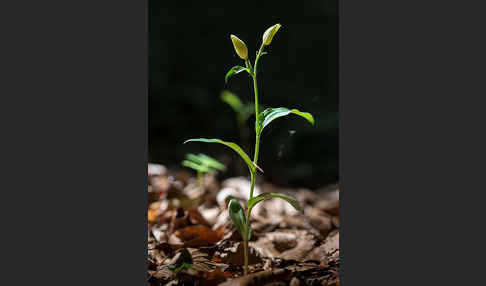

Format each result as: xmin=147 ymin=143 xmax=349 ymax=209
xmin=262 ymin=23 xmax=281 ymax=46
xmin=230 ymin=34 xmax=248 ymax=60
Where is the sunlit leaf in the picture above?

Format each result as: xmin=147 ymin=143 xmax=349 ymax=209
xmin=225 ymin=66 xmax=248 ymax=83
xmin=247 ymin=192 xmax=303 ymax=214
xmin=169 ymin=262 xmax=192 ymax=278
xmin=181 ymin=160 xmax=212 ymax=173
xmin=257 ymin=107 xmax=314 ymax=135
xmin=220 ymin=90 xmax=259 ymax=125
xmin=184 ymin=153 xmax=226 ymax=173
xmin=186 ymin=153 xmax=203 ymax=164
xmin=228 ymin=199 xmax=246 ymax=239
xmin=197 ymin=153 xmax=226 ymax=171
xmin=221 ymin=90 xmax=243 ymax=112
xmin=183 ymin=138 xmax=262 ymax=173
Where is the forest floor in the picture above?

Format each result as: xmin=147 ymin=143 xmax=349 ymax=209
xmin=148 ymin=164 xmax=339 ymax=286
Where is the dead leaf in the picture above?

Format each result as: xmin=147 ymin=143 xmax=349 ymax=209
xmin=148 ymin=209 xmax=157 ymax=223
xmin=251 ymin=230 xmax=316 ymax=262
xmin=198 ymin=206 xmax=220 ymax=225
xmin=147 ymin=164 xmax=339 ymax=285
xmin=175 ymin=225 xmax=222 ymax=247
xmin=187 ymin=209 xmax=211 ymax=227
xmin=218 ymin=269 xmax=288 ymax=286
xmin=202 ymin=269 xmax=233 ymax=286
xmin=332 ymin=216 xmax=339 ymax=228
xmin=323 ymin=231 xmax=339 ymax=262
xmin=213 ymin=241 xmax=262 ymax=266
xmin=305 ymin=207 xmax=333 ymax=238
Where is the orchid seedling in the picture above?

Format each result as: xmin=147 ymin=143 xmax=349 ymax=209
xmin=184 ymin=24 xmax=314 ymax=275
xmin=182 ymin=153 xmax=226 ymax=191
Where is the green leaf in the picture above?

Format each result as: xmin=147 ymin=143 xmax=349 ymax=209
xmin=169 ymin=262 xmax=192 ymax=278
xmin=183 ymin=138 xmax=263 ymax=173
xmin=221 ymin=90 xmax=243 ymax=112
xmin=185 ymin=153 xmax=203 ymax=164
xmin=228 ymin=199 xmax=246 ymax=239
xmin=247 ymin=192 xmax=303 ymax=214
xmin=197 ymin=153 xmax=226 ymax=171
xmin=257 ymin=107 xmax=314 ymax=135
xmin=184 ymin=153 xmax=226 ymax=173
xmin=181 ymin=160 xmax=212 ymax=173
xmin=225 ymin=66 xmax=248 ymax=83
xmin=221 ymin=90 xmax=256 ymax=125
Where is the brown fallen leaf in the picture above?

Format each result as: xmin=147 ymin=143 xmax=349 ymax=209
xmin=305 ymin=207 xmax=333 ymax=238
xmin=169 ymin=208 xmax=189 ymax=233
xmin=218 ymin=269 xmax=288 ymax=286
xmin=251 ymin=230 xmax=316 ymax=262
xmin=187 ymin=209 xmax=211 ymax=227
xmin=303 ymin=244 xmax=328 ymax=265
xmin=213 ymin=240 xmax=262 ymax=266
xmin=175 ymin=225 xmax=223 ymax=247
xmin=147 ymin=164 xmax=340 ymax=285
xmin=316 ymin=199 xmax=339 ymax=216
xmin=332 ymin=216 xmax=339 ymax=228
xmin=295 ymin=189 xmax=319 ymax=206
xmin=323 ymin=230 xmax=339 ymax=262
xmin=148 ymin=209 xmax=157 ymax=223
xmin=188 ymin=247 xmax=229 ymax=272
xmin=148 ymin=266 xmax=172 ymax=280
xmin=198 ymin=206 xmax=220 ymax=226
xmin=201 ymin=269 xmax=233 ymax=286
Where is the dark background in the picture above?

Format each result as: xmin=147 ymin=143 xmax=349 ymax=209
xmin=149 ymin=0 xmax=338 ymax=189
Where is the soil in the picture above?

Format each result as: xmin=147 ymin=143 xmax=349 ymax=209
xmin=148 ymin=164 xmax=340 ymax=286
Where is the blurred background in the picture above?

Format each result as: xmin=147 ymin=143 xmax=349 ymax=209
xmin=149 ymin=0 xmax=337 ymax=189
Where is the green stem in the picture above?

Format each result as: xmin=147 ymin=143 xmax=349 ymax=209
xmin=197 ymin=171 xmax=203 ymax=191
xmin=242 ymin=44 xmax=266 ymax=276
xmin=245 ymin=58 xmax=253 ymax=71
xmin=253 ymin=44 xmax=265 ymax=77
xmin=243 ymin=173 xmax=254 ymax=276
xmin=249 ymin=44 xmax=265 ymax=199
xmin=252 ymin=44 xmax=265 ymax=165
xmin=252 ymin=74 xmax=259 ymax=122
xmin=243 ymin=233 xmax=248 ymax=275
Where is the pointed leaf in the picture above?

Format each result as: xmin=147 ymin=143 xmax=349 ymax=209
xmin=221 ymin=91 xmax=255 ymax=125
xmin=197 ymin=153 xmax=227 ymax=171
xmin=225 ymin=66 xmax=248 ymax=83
xmin=221 ymin=90 xmax=243 ymax=112
xmin=181 ymin=160 xmax=212 ymax=173
xmin=185 ymin=153 xmax=203 ymax=164
xmin=185 ymin=153 xmax=226 ymax=172
xmin=228 ymin=199 xmax=246 ymax=238
xmin=247 ymin=192 xmax=303 ymax=214
xmin=183 ymin=138 xmax=262 ymax=173
xmin=257 ymin=107 xmax=314 ymax=134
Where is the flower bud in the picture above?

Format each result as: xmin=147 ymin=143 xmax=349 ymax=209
xmin=262 ymin=23 xmax=281 ymax=46
xmin=230 ymin=35 xmax=248 ymax=60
